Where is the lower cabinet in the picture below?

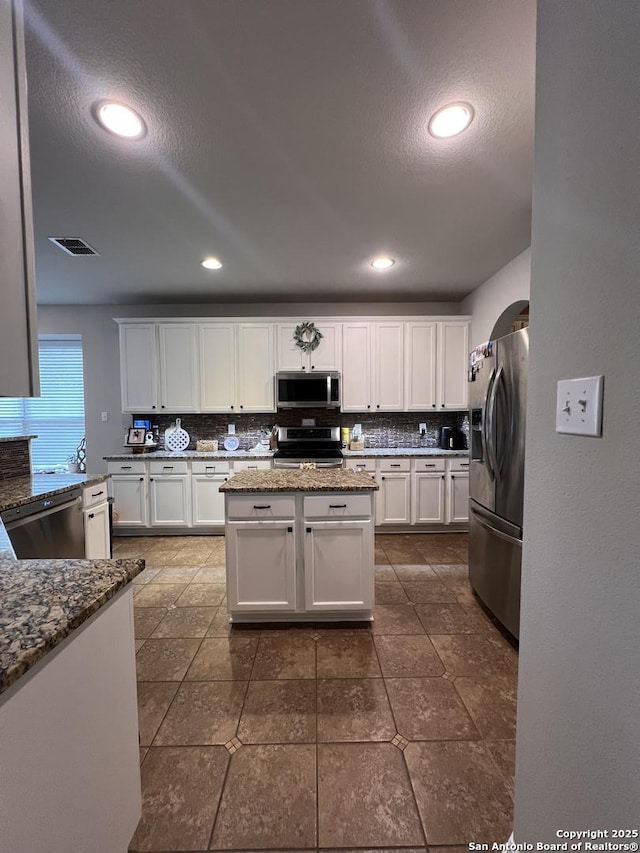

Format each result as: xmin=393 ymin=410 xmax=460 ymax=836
xmin=304 ymin=521 xmax=374 ymax=611
xmin=226 ymin=521 xmax=297 ymax=611
xmin=148 ymin=475 xmax=190 ymax=527
xmin=84 ymin=501 xmax=111 ymax=558
xmin=110 ymin=475 xmax=148 ymax=527
xmin=412 ymin=473 xmax=446 ymax=524
xmin=376 ymin=473 xmax=411 ymax=525
xmin=446 ymin=471 xmax=469 ymax=523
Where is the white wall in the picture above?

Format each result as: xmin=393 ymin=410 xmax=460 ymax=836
xmin=514 ymin=0 xmax=640 ymax=837
xmin=461 ymin=247 xmax=530 ymax=348
xmin=37 ymin=301 xmax=460 ymax=472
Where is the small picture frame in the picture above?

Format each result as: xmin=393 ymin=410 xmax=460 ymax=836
xmin=126 ymin=427 xmax=146 ymax=445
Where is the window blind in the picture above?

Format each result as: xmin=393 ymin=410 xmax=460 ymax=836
xmin=0 ymin=338 xmax=86 ymax=472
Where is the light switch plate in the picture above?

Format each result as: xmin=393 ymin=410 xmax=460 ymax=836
xmin=419 ymin=422 xmax=427 ymax=435
xmin=228 ymin=424 xmax=236 ymax=435
xmin=555 ymin=375 xmax=604 ymax=436
xmin=101 ymin=411 xmax=108 ymax=422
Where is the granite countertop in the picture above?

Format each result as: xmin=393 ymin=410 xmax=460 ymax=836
xmin=104 ymin=450 xmax=274 ymax=461
xmin=0 ymin=473 xmax=109 ymax=513
xmin=342 ymin=447 xmax=468 ymax=457
xmin=0 ymin=556 xmax=144 ymax=696
xmin=220 ymin=469 xmax=379 ymax=493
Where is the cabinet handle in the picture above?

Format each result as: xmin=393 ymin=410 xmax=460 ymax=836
xmin=432 ymin=403 xmax=436 ymax=408
xmin=139 ymin=477 xmax=144 ymax=481
xmin=451 ymin=474 xmax=455 ymax=479
xmin=205 ymin=465 xmax=215 ymax=470
xmin=306 ymin=527 xmax=312 ymax=533
xmin=441 ymin=403 xmax=445 ymax=408
xmin=163 ymin=466 xmax=174 ymax=470
xmin=248 ymin=465 xmax=258 ymax=469
xmin=390 ymin=463 xmax=401 ymax=467
xmin=231 ymin=405 xmax=234 ymax=409
xmin=152 ymin=405 xmax=156 ymax=409
xmin=302 ymin=365 xmax=306 ymax=370
xmin=121 ymin=466 xmax=132 ymax=470
xmin=367 ymin=404 xmax=370 ymax=409
xmin=441 ymin=475 xmax=445 ymax=480
xmin=150 ymin=477 xmax=154 ymax=482
xmin=253 ymin=504 xmax=271 ymax=509
xmin=224 ymin=477 xmax=228 ymax=481
xmin=381 ymin=476 xmax=385 ymax=481
xmin=460 ymin=462 xmax=469 ymax=467
xmin=329 ymin=503 xmax=347 ymax=508
xmin=240 ymin=405 xmax=244 ymax=409
xmin=91 ymin=491 xmax=103 ymax=497
xmin=376 ymin=404 xmax=380 ymax=408
xmin=88 ymin=513 xmax=94 ymax=519
xmin=425 ymin=464 xmax=435 ymax=468
xmin=311 ymin=365 xmax=315 ymax=370
xmin=287 ymin=526 xmax=293 ymax=533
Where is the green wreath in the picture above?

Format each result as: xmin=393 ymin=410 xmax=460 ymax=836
xmin=293 ymin=322 xmax=324 ymax=353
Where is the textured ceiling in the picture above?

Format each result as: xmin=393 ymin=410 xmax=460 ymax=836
xmin=24 ymin=0 xmax=536 ymax=305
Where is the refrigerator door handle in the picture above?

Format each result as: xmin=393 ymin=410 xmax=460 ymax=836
xmin=486 ymin=365 xmax=501 ymax=480
xmin=481 ymin=367 xmax=496 ymax=481
xmin=494 ymin=365 xmax=510 ymax=478
xmin=471 ymin=511 xmax=522 ymax=546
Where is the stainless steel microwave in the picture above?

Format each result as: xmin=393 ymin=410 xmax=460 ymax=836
xmin=275 ymin=371 xmax=341 ymax=409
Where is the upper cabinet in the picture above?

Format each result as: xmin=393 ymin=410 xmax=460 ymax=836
xmin=119 ymin=323 xmax=198 ymax=413
xmin=276 ymin=322 xmax=342 ymax=372
xmin=0 ymin=0 xmax=39 ymax=397
xmin=117 ymin=316 xmax=468 ymax=414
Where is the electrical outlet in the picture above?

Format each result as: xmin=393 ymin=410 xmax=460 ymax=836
xmin=555 ymin=375 xmax=604 ymax=436
xmin=228 ymin=424 xmax=236 ymax=435
xmin=101 ymin=411 xmax=108 ymax=422
xmin=419 ymin=422 xmax=427 ymax=435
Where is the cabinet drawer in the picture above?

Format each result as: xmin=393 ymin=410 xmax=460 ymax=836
xmin=107 ymin=460 xmax=147 ymax=475
xmin=304 ymin=494 xmax=372 ymax=519
xmin=448 ymin=457 xmax=470 ymax=471
xmin=149 ymin=460 xmax=189 ymax=475
xmin=227 ymin=495 xmax=295 ymax=520
xmin=191 ymin=460 xmax=231 ymax=475
xmin=83 ymin=481 xmax=109 ymax=508
xmin=345 ymin=458 xmax=376 ymax=473
xmin=232 ymin=460 xmax=272 ymax=472
xmin=413 ymin=457 xmax=446 ymax=473
xmin=378 ymin=458 xmax=411 ymax=473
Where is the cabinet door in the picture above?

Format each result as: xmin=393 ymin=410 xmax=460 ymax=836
xmin=412 ymin=473 xmax=446 ymax=524
xmin=304 ymin=521 xmax=374 ymax=611
xmin=377 ymin=473 xmax=411 ymax=525
xmin=342 ymin=323 xmax=372 ymax=411
xmin=373 ymin=322 xmax=404 ymax=411
xmin=84 ymin=502 xmax=111 ymax=558
xmin=199 ymin=323 xmax=237 ymax=412
xmin=276 ymin=324 xmax=306 ymax=371
xmin=308 ymin=322 xmax=342 ymax=371
xmin=0 ymin=0 xmax=39 ymax=398
xmin=236 ymin=323 xmax=275 ymax=412
xmin=157 ymin=324 xmax=199 ymax=412
xmin=111 ymin=475 xmax=148 ymax=527
xmin=405 ymin=322 xmax=437 ymax=411
xmin=438 ymin=321 xmax=469 ymax=410
xmin=191 ymin=474 xmax=228 ymax=526
xmin=447 ymin=472 xmax=469 ymax=523
xmin=149 ymin=475 xmax=191 ymax=527
xmin=119 ymin=324 xmax=158 ymax=413
xmin=226 ymin=521 xmax=296 ymax=611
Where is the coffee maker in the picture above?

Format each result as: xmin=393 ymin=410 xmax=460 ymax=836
xmin=437 ymin=426 xmax=466 ymax=450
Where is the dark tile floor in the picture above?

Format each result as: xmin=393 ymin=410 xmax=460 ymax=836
xmin=119 ymin=532 xmax=518 ymax=852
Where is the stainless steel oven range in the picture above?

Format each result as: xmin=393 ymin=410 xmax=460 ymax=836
xmin=272 ymin=426 xmax=343 ymax=469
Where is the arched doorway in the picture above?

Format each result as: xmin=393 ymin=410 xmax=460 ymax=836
xmin=490 ymin=300 xmax=529 ymax=340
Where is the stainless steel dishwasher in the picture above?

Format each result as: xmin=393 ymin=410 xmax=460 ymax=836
xmin=1 ymin=488 xmax=85 ymax=559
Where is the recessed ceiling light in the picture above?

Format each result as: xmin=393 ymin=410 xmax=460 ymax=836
xmin=202 ymin=257 xmax=222 ymax=270
xmin=428 ymin=102 xmax=474 ymax=138
xmin=371 ymin=256 xmax=395 ymax=270
xmin=93 ymin=101 xmax=146 ymax=139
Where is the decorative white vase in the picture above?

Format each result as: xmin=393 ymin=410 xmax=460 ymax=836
xmin=68 ymin=462 xmax=81 ymax=473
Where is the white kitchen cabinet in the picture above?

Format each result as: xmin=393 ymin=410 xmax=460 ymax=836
xmin=373 ymin=322 xmax=404 ymax=411
xmin=148 ymin=474 xmax=190 ymax=527
xmin=119 ymin=324 xmax=158 ymax=413
xmin=304 ymin=520 xmax=373 ymax=611
xmin=0 ymin=0 xmax=39 ymax=398
xmin=377 ymin=472 xmax=411 ymax=525
xmin=225 ymin=521 xmax=297 ymax=611
xmin=191 ymin=473 xmax=228 ymax=526
xmin=405 ymin=322 xmax=438 ymax=411
xmin=446 ymin=470 xmax=469 ymax=523
xmin=84 ymin=501 xmax=111 ymax=558
xmin=412 ymin=473 xmax=446 ymax=524
xmin=236 ymin=323 xmax=276 ymax=412
xmin=341 ymin=323 xmax=372 ymax=412
xmin=438 ymin=321 xmax=469 ymax=410
xmin=157 ymin=323 xmax=199 ymax=412
xmin=231 ymin=459 xmax=272 ymax=473
xmin=110 ymin=474 xmax=148 ymax=527
xmin=199 ymin=323 xmax=237 ymax=412
xmin=276 ymin=322 xmax=342 ymax=372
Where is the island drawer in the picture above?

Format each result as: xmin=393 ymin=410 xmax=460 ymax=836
xmin=413 ymin=458 xmax=446 ymax=472
xmin=345 ymin=458 xmax=376 ymax=473
xmin=192 ymin=460 xmax=230 ymax=475
xmin=232 ymin=460 xmax=272 ymax=472
xmin=304 ymin=494 xmax=372 ymax=519
xmin=107 ymin=460 xmax=146 ymax=475
xmin=448 ymin=457 xmax=470 ymax=471
xmin=378 ymin=458 xmax=411 ymax=473
xmin=83 ymin=481 xmax=109 ymax=508
xmin=227 ymin=495 xmax=295 ymax=519
xmin=149 ymin=460 xmax=189 ymax=475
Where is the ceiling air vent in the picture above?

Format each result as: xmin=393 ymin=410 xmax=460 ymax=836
xmin=48 ymin=237 xmax=100 ymax=256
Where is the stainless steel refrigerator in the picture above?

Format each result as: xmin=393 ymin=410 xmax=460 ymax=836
xmin=468 ymin=327 xmax=528 ymax=639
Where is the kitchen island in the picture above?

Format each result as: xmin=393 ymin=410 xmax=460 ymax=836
xmin=0 ymin=482 xmax=144 ymax=853
xmin=220 ymin=468 xmax=379 ymax=622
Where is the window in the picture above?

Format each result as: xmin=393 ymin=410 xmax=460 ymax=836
xmin=0 ymin=337 xmax=85 ymax=472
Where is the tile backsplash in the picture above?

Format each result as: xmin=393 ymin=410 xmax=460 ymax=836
xmin=137 ymin=410 xmax=469 ymax=451
xmin=0 ymin=438 xmax=31 ymax=480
